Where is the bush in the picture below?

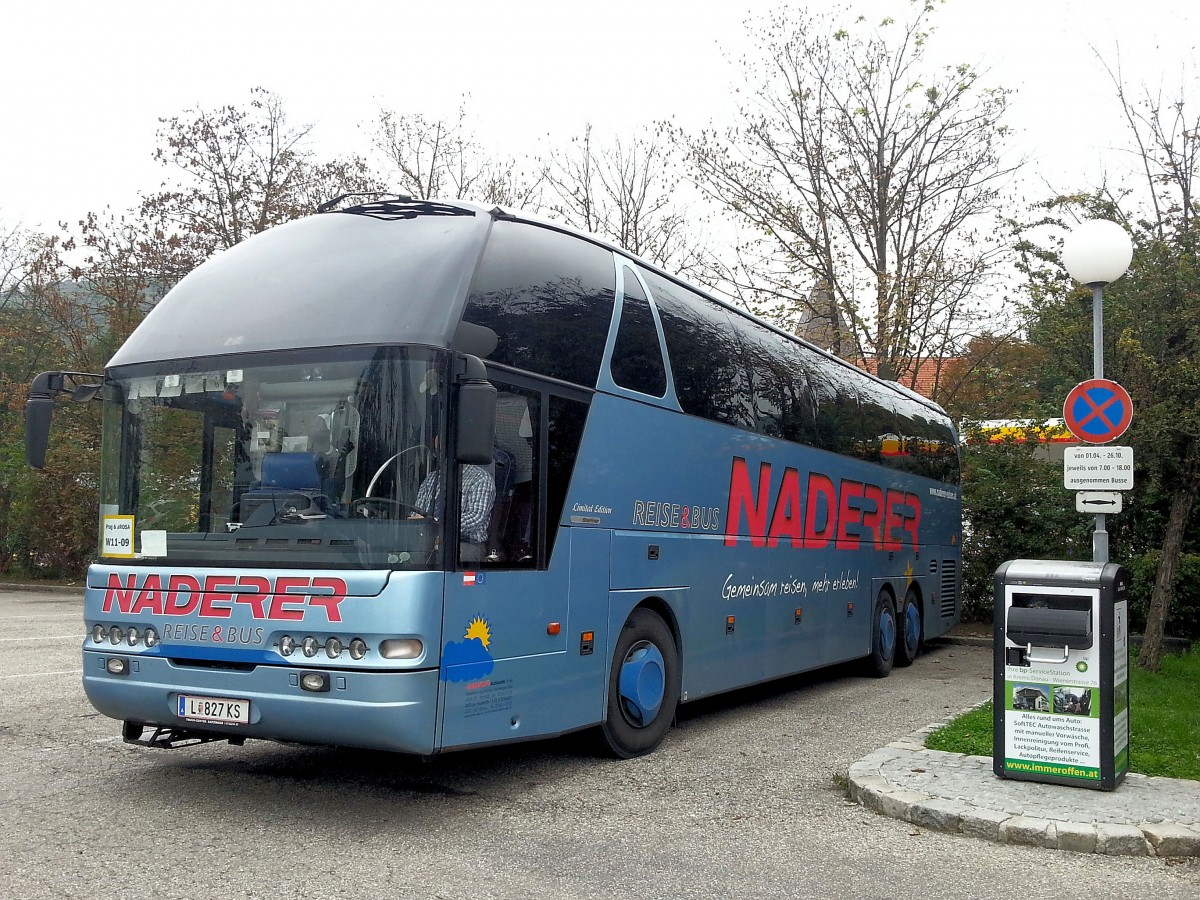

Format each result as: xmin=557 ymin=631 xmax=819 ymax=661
xmin=0 ymin=411 xmax=99 ymax=580
xmin=960 ymin=437 xmax=1091 ymax=622
xmin=1126 ymin=551 xmax=1200 ymax=641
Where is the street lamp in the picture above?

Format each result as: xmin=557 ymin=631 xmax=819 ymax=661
xmin=1061 ymin=219 xmax=1134 ymax=563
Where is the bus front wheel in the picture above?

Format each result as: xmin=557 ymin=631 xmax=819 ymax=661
xmin=599 ymin=608 xmax=680 ymax=759
xmin=865 ymin=591 xmax=897 ymax=679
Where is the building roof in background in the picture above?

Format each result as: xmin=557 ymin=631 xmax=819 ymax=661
xmin=855 ymin=357 xmax=952 ymax=401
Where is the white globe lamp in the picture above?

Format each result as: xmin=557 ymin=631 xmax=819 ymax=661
xmin=1062 ymin=219 xmax=1133 ymax=286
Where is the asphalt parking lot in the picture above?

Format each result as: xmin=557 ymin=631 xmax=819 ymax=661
xmin=2 ymin=588 xmax=1198 ymax=899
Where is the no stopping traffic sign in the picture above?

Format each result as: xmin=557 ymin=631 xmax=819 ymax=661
xmin=1063 ymin=379 xmax=1134 ymax=444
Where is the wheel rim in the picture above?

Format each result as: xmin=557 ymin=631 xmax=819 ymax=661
xmin=903 ymin=600 xmax=920 ymax=656
xmin=618 ymin=640 xmax=665 ymax=727
xmin=879 ymin=606 xmax=896 ymax=659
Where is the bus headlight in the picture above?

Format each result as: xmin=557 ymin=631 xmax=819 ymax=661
xmin=92 ymin=624 xmax=106 ymax=644
xmin=279 ymin=635 xmax=296 ymax=657
xmin=324 ymin=637 xmax=343 ymax=659
xmin=144 ymin=628 xmax=159 ymax=649
xmin=109 ymin=626 xmax=124 ymax=645
xmin=302 ymin=636 xmax=319 ymax=658
xmin=126 ymin=627 xmax=140 ymax=646
xmin=348 ymin=638 xmax=368 ymax=660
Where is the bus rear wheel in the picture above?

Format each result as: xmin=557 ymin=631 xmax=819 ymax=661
xmin=894 ymin=588 xmax=922 ymax=668
xmin=598 ymin=608 xmax=680 ymax=759
xmin=865 ymin=591 xmax=897 ymax=679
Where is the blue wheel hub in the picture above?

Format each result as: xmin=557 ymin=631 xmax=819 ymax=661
xmin=879 ymin=607 xmax=896 ymax=659
xmin=904 ymin=601 xmax=920 ymax=654
xmin=618 ymin=641 xmax=665 ymax=727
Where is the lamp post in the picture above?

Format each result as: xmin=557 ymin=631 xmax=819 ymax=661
xmin=1061 ymin=219 xmax=1134 ymax=563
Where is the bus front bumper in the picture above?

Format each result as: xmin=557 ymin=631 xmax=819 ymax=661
xmin=83 ymin=650 xmax=441 ymax=755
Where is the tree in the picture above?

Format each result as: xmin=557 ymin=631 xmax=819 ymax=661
xmin=673 ymin=2 xmax=1015 ymax=380
xmin=0 ymin=218 xmax=29 ymax=309
xmin=0 ymin=90 xmax=378 ymax=577
xmin=370 ymin=102 xmax=545 ymax=209
xmin=370 ymin=107 xmax=711 ymax=278
xmin=1117 ymin=235 xmax=1200 ymax=670
xmin=1017 ymin=62 xmax=1200 ymax=670
xmin=545 ymin=125 xmax=708 ymax=277
xmin=0 ymin=228 xmax=106 ymax=576
xmin=145 ymin=87 xmax=379 ymax=264
xmin=937 ymin=332 xmax=1056 ymax=422
xmin=0 ymin=219 xmax=39 ymax=572
xmin=959 ymin=431 xmax=1092 ymax=621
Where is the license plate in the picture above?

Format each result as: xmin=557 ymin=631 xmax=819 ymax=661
xmin=177 ymin=694 xmax=250 ymax=725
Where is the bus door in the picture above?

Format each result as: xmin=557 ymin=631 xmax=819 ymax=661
xmin=437 ymin=528 xmax=613 ymax=750
xmin=435 ymin=385 xmax=609 ymax=750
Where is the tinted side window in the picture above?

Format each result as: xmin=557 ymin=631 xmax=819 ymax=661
xmin=611 ymin=268 xmax=667 ymax=397
xmin=631 ymin=264 xmax=959 ymax=482
xmin=892 ymin=393 xmax=960 ymax=484
xmin=855 ymin=377 xmax=899 ymax=465
xmin=729 ymin=316 xmax=818 ymax=443
xmin=640 ymin=267 xmax=754 ymax=429
xmin=547 ymin=395 xmax=589 ymax=563
xmin=463 ymin=223 xmax=615 ymax=387
xmin=805 ymin=359 xmax=864 ymax=455
xmin=479 ymin=384 xmax=540 ymax=569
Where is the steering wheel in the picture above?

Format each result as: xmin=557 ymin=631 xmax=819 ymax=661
xmin=365 ymin=444 xmax=433 ymax=498
xmin=349 ymin=497 xmax=424 ymax=520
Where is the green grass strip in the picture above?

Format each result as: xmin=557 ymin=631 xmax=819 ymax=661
xmin=925 ymin=647 xmax=1200 ymax=781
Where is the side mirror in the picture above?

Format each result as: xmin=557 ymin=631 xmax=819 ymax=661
xmin=24 ymin=370 xmax=104 ymax=469
xmin=454 ymin=356 xmax=497 ymax=465
xmin=26 ymin=371 xmax=66 ymax=469
xmin=25 ymin=396 xmax=56 ymax=469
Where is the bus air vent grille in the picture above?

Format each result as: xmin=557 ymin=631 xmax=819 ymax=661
xmin=939 ymin=560 xmax=958 ymax=618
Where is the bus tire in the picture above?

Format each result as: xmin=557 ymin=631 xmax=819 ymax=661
xmin=865 ymin=591 xmax=897 ymax=679
xmin=599 ymin=608 xmax=680 ymax=759
xmin=894 ymin=587 xmax=922 ymax=668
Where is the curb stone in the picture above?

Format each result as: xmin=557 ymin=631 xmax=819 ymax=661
xmin=847 ymin=717 xmax=1200 ymax=858
xmin=0 ymin=582 xmax=83 ymax=595
xmin=1142 ymin=823 xmax=1200 ymax=857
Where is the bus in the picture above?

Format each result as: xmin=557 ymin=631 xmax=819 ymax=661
xmin=26 ymin=196 xmax=961 ymax=759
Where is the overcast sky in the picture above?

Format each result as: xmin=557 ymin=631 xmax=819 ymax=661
xmin=2 ymin=0 xmax=1197 ymax=231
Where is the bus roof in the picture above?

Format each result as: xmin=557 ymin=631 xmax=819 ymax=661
xmin=106 ymin=196 xmax=947 ymax=422
xmin=107 ymin=204 xmax=493 ymax=368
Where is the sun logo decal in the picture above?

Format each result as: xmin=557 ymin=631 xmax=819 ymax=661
xmin=441 ymin=615 xmax=495 ymax=682
xmin=464 ymin=616 xmax=491 ymax=649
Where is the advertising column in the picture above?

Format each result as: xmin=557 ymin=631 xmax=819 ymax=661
xmin=993 ymin=560 xmax=1129 ymax=791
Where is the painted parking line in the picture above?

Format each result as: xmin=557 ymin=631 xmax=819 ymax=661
xmin=0 ymin=669 xmax=83 ymax=679
xmin=0 ymin=635 xmax=80 ymax=642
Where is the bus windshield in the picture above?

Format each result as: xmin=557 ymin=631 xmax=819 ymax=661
xmin=99 ymin=346 xmax=449 ymax=570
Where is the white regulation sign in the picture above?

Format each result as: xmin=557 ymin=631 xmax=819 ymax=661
xmin=1064 ymin=445 xmax=1134 ymax=491
xmin=1076 ymin=492 xmax=1123 ymax=514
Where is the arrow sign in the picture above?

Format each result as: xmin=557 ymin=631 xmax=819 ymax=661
xmin=1063 ymin=379 xmax=1134 ymax=444
xmin=1076 ymin=492 xmax=1123 ymax=514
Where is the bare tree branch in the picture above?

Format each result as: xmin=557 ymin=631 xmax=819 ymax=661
xmin=672 ymin=4 xmax=1017 ymax=380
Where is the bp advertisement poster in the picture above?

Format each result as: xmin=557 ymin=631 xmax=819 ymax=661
xmin=1003 ymin=592 xmax=1102 ymax=781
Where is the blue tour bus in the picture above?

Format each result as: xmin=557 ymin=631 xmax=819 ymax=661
xmin=26 ymin=196 xmax=961 ymax=758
